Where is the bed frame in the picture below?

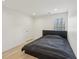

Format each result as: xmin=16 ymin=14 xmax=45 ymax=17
xmin=43 ymin=30 xmax=67 ymax=39
xmin=22 ymin=30 xmax=76 ymax=59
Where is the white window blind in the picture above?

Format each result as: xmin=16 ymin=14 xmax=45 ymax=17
xmin=54 ymin=18 xmax=65 ymax=31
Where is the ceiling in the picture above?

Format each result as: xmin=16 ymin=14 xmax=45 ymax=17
xmin=3 ymin=0 xmax=77 ymax=17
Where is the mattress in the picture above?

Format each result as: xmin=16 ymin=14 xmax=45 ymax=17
xmin=22 ymin=35 xmax=76 ymax=59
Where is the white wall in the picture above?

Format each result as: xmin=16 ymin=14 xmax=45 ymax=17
xmin=2 ymin=7 xmax=33 ymax=52
xmin=33 ymin=12 xmax=68 ymax=39
xmin=68 ymin=16 xmax=77 ymax=56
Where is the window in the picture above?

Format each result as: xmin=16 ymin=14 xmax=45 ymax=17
xmin=54 ymin=18 xmax=65 ymax=31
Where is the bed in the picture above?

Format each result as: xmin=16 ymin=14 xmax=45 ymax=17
xmin=21 ymin=30 xmax=76 ymax=59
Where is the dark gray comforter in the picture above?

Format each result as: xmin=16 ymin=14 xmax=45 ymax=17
xmin=22 ymin=35 xmax=76 ymax=59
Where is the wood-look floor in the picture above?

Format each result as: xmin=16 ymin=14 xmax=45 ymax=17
xmin=2 ymin=39 xmax=38 ymax=59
